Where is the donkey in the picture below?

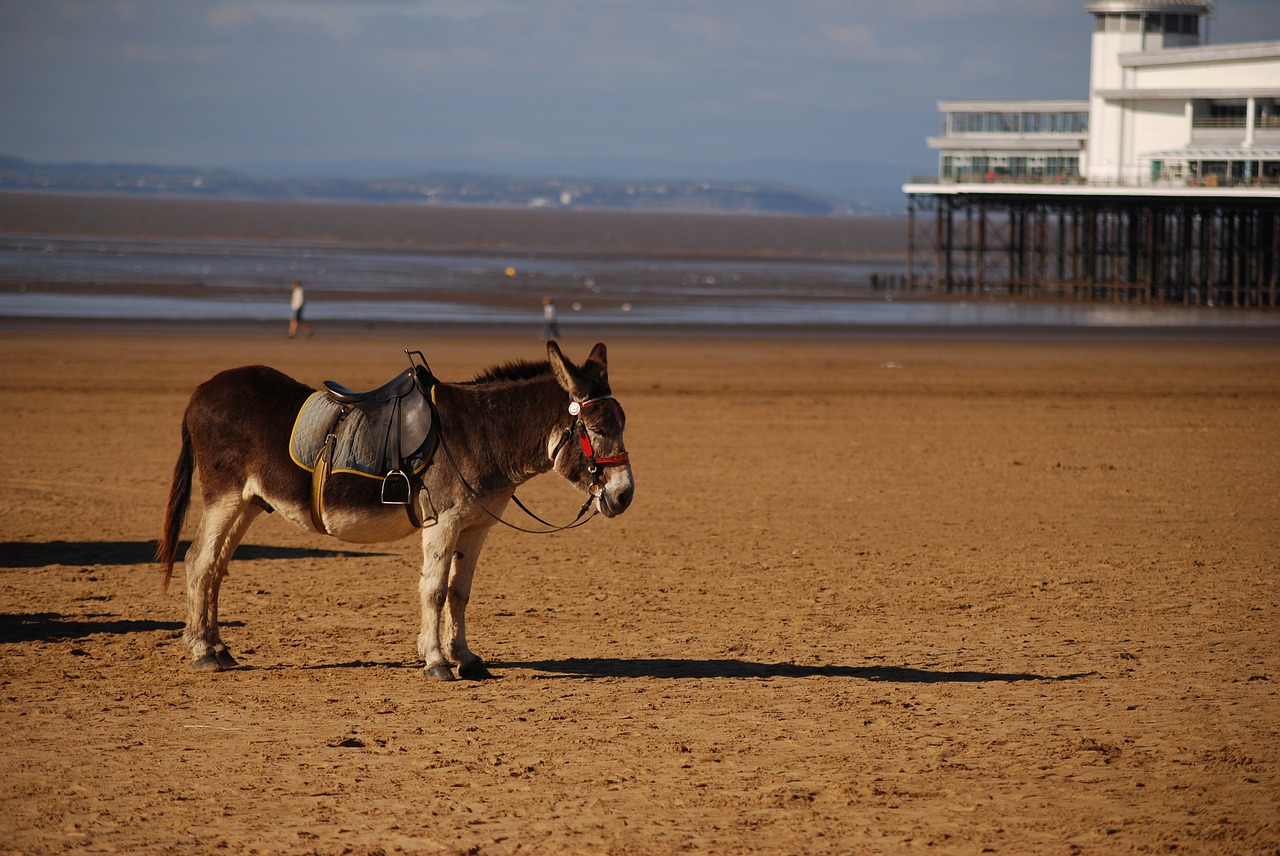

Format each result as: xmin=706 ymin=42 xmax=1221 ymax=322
xmin=157 ymin=341 xmax=634 ymax=680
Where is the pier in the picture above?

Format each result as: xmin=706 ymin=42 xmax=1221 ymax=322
xmin=906 ymin=188 xmax=1280 ymax=307
xmin=901 ymin=1 xmax=1280 ymax=309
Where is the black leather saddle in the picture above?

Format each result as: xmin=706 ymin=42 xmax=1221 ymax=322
xmin=322 ymin=359 xmax=436 ymax=508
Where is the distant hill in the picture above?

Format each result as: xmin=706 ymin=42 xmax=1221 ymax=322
xmin=0 ymin=156 xmax=863 ymax=216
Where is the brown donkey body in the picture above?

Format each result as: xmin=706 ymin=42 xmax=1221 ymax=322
xmin=157 ymin=342 xmax=634 ymax=680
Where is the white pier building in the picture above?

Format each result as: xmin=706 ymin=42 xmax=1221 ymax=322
xmin=903 ymin=1 xmax=1280 ymax=306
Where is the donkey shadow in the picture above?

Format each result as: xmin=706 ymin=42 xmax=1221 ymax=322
xmin=271 ymin=658 xmax=1094 ymax=683
xmin=0 ymin=540 xmax=391 ymax=569
xmin=0 ymin=611 xmax=188 ymax=644
xmin=492 ymin=658 xmax=1096 ymax=683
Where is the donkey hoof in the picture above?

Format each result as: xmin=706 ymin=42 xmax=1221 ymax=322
xmin=425 ymin=663 xmax=456 ymax=681
xmin=192 ymin=647 xmax=238 ymax=671
xmin=458 ymin=659 xmax=494 ymax=681
xmin=192 ymin=654 xmax=227 ymax=671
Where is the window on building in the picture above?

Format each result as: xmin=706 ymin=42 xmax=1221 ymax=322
xmin=1200 ymin=161 xmax=1228 ymax=182
xmin=1044 ymin=157 xmax=1080 ymax=177
xmin=946 ymin=110 xmax=1087 ymax=135
xmin=1097 ymin=13 xmax=1145 ymax=33
xmin=1142 ymin=13 xmax=1197 ymax=34
xmin=1256 ymin=99 xmax=1280 ymax=129
xmin=1056 ymin=113 xmax=1088 ymax=133
xmin=1194 ymin=101 xmax=1248 ymax=128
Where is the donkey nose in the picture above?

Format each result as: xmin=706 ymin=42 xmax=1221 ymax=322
xmin=607 ymin=479 xmax=635 ymax=516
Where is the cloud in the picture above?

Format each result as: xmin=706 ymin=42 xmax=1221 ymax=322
xmin=1 ymin=0 xmax=1278 ymax=172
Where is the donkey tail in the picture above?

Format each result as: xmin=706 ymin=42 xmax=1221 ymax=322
xmin=156 ymin=419 xmax=194 ymax=591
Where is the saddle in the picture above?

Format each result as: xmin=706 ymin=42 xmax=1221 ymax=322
xmin=297 ymin=352 xmax=439 ymax=533
xmin=323 ymin=365 xmax=436 ymax=496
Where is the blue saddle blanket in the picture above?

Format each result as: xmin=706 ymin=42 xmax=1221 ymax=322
xmin=289 ymin=392 xmax=434 ymax=479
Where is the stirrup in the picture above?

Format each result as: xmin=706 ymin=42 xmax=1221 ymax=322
xmin=381 ymin=470 xmax=412 ymax=505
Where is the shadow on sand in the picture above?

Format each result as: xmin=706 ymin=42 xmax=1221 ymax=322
xmin=223 ymin=658 xmax=1093 ymax=683
xmin=0 ymin=540 xmax=392 ymax=568
xmin=495 ymin=657 xmax=1097 ymax=683
xmin=0 ymin=611 xmax=188 ymax=644
xmin=0 ymin=611 xmax=1099 ymax=685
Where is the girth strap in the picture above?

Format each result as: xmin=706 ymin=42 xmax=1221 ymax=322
xmin=310 ymin=433 xmax=337 ymax=535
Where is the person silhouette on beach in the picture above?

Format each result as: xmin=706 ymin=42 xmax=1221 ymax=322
xmin=541 ymin=297 xmax=560 ymax=340
xmin=289 ymin=281 xmax=314 ymax=338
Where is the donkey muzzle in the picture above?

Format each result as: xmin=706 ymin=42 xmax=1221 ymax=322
xmin=596 ymin=469 xmax=635 ymax=518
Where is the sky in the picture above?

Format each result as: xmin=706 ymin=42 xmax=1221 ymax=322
xmin=2 ymin=0 xmax=1279 ymax=190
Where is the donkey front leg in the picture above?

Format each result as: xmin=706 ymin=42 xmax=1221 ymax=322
xmin=417 ymin=523 xmax=460 ymax=680
xmin=183 ymin=497 xmax=262 ymax=671
xmin=441 ymin=527 xmax=494 ymax=680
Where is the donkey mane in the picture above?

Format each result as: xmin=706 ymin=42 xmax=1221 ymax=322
xmin=468 ymin=359 xmax=553 ymax=385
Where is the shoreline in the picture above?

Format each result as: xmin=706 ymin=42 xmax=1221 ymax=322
xmin=6 ymin=191 xmax=1277 ymax=340
xmin=4 ymin=314 xmax=1280 ymax=342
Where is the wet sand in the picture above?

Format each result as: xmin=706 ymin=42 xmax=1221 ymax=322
xmin=1 ymin=327 xmax=1278 ymax=854
xmin=0 ymin=191 xmax=907 ymax=259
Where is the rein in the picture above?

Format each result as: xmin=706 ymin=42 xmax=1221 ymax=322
xmin=435 ymin=394 xmax=628 ymax=535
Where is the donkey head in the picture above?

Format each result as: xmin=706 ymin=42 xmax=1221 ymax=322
xmin=547 ymin=341 xmax=635 ymax=518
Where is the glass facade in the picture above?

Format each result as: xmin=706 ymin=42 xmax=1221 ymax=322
xmin=1094 ymin=13 xmax=1199 ymax=35
xmin=937 ymin=105 xmax=1086 ymax=183
xmin=941 ymin=155 xmax=1081 ymax=181
xmin=1191 ymin=98 xmax=1280 ymax=129
xmin=947 ymin=111 xmax=1089 ymax=135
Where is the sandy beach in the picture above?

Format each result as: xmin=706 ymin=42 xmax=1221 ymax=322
xmin=1 ymin=327 xmax=1277 ymax=853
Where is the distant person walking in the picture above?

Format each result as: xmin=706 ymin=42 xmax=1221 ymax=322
xmin=289 ymin=281 xmax=314 ymax=338
xmin=541 ymin=297 xmax=560 ymax=340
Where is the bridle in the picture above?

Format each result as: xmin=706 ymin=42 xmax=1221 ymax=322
xmin=550 ymin=395 xmax=631 ymax=492
xmin=438 ymin=393 xmax=630 ymax=534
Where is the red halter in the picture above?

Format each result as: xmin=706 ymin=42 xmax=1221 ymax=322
xmin=563 ymin=396 xmax=630 ymax=471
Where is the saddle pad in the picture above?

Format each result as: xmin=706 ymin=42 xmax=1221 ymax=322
xmin=289 ymin=392 xmax=435 ymax=480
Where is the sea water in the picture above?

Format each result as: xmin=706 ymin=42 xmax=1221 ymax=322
xmin=1 ymin=229 xmax=1276 ymax=331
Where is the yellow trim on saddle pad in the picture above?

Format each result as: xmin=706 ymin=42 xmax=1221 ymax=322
xmin=289 ymin=392 xmax=331 ymax=473
xmin=288 ymin=388 xmax=439 ymax=480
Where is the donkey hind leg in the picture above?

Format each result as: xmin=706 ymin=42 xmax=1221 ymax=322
xmin=442 ymin=528 xmax=495 ymax=681
xmin=183 ymin=495 xmax=263 ymax=671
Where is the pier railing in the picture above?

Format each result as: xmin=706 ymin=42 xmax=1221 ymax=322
xmin=910 ymin=173 xmax=1280 ymax=190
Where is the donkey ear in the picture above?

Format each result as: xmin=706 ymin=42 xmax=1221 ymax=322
xmin=581 ymin=342 xmax=609 ymax=384
xmin=547 ymin=340 xmax=588 ymax=398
